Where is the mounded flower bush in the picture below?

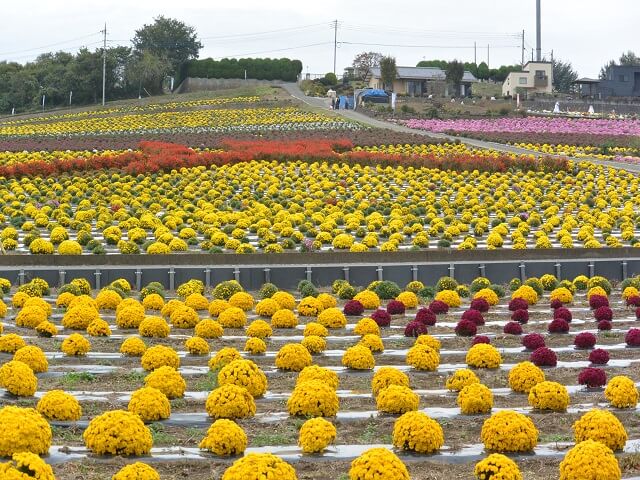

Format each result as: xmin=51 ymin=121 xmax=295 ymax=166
xmin=276 ymin=343 xmax=312 ymax=371
xmin=371 ymin=367 xmax=409 ymax=396
xmin=474 ymin=454 xmax=522 ymax=480
xmin=522 ymin=333 xmax=545 ymax=350
xmin=13 ymin=346 xmax=48 ymax=373
xmin=481 ymin=410 xmax=538 ymax=452
xmin=445 ymin=368 xmax=480 ymax=392
xmin=528 ymin=381 xmax=570 ymax=411
xmin=61 ymin=333 xmax=91 ymax=356
xmin=297 ymin=365 xmax=339 ymax=390
xmin=112 ymin=463 xmax=161 ymax=480
xmin=301 ymin=335 xmax=327 ymax=354
xmin=504 ymin=321 xmax=523 ymax=335
xmin=578 ymin=367 xmax=607 ymax=388
xmin=271 ymin=309 xmax=299 ymax=328
xmin=298 ymin=417 xmax=336 ymax=453
xmin=141 ymin=345 xmax=180 ymax=371
xmin=359 ymin=333 xmax=384 ymax=353
xmin=218 ymin=359 xmax=268 ymax=398
xmin=342 ymin=344 xmax=375 ymax=370
xmin=349 ymin=448 xmax=409 ymax=480
xmin=415 ymin=307 xmax=436 ymax=325
xmin=404 ymin=320 xmax=428 ymax=337
xmin=589 ymin=348 xmax=610 ymax=365
xmin=559 ymin=440 xmax=621 ymax=480
xmin=128 ymin=387 xmax=171 ymax=422
xmin=199 ymin=418 xmax=247 ymax=456
xmin=36 ymin=390 xmax=82 ymax=421
xmin=572 ymin=409 xmax=627 ymax=450
xmin=0 ymin=406 xmax=51 ymax=456
xmin=457 ymin=383 xmax=493 ymax=414
xmin=287 ymin=380 xmax=339 ymax=417
xmin=246 ymin=319 xmax=273 ymax=339
xmin=466 ymin=343 xmax=502 ymax=368
xmin=209 ymin=347 xmax=243 ymax=370
xmin=392 ymin=411 xmax=444 ymax=453
xmin=317 ymin=307 xmax=347 ymax=329
xmin=455 ymin=319 xmax=477 ymax=337
xmin=530 ymin=346 xmax=557 ymax=367
xmin=144 ymin=366 xmax=186 ymax=399
xmin=0 ymin=360 xmax=37 ymax=397
xmin=206 ymin=385 xmax=256 ymax=419
xmin=221 ymin=453 xmax=298 ymax=480
xmin=376 ymin=385 xmax=419 ymax=414
xmin=83 ymin=409 xmax=153 ymax=455
xmin=0 ymin=452 xmax=56 ymax=480
xmin=508 ymin=361 xmax=545 ymax=393
xmin=625 ymin=328 xmax=640 ymax=346
xmin=574 ymin=332 xmax=597 ymax=349
xmin=371 ymin=309 xmax=391 ymax=327
xmin=406 ymin=344 xmax=440 ymax=371
xmin=605 ymin=375 xmax=639 ymax=408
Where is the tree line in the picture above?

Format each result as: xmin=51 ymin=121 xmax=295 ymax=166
xmin=181 ymin=58 xmax=303 ymax=83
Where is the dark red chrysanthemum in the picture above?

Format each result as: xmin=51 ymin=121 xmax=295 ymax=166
xmin=593 ymin=306 xmax=613 ymax=322
xmin=511 ymin=309 xmax=529 ymax=324
xmin=371 ymin=309 xmax=391 ymax=327
xmin=578 ymin=367 xmax=607 ymax=388
xmin=550 ymin=299 xmax=564 ymax=310
xmin=508 ymin=298 xmax=529 ymax=312
xmin=522 ymin=333 xmax=545 ymax=350
xmin=503 ymin=321 xmax=523 ymax=335
xmin=589 ymin=348 xmax=610 ymax=365
xmin=428 ymin=300 xmax=449 ymax=315
xmin=548 ymin=318 xmax=570 ymax=334
xmin=574 ymin=332 xmax=597 ymax=349
xmin=597 ymin=320 xmax=612 ymax=331
xmin=343 ymin=300 xmax=364 ymax=316
xmin=530 ymin=346 xmax=557 ymax=367
xmin=472 ymin=335 xmax=491 ymax=345
xmin=625 ymin=328 xmax=640 ymax=347
xmin=553 ymin=307 xmax=572 ymax=323
xmin=415 ymin=307 xmax=437 ymax=326
xmin=626 ymin=295 xmax=640 ymax=307
xmin=470 ymin=298 xmax=490 ymax=313
xmin=589 ymin=294 xmax=609 ymax=310
xmin=386 ymin=300 xmax=406 ymax=315
xmin=461 ymin=309 xmax=485 ymax=326
xmin=455 ymin=319 xmax=477 ymax=337
xmin=404 ymin=320 xmax=428 ymax=338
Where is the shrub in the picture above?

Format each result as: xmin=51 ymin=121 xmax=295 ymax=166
xmin=406 ymin=344 xmax=439 ymax=370
xmin=508 ymin=361 xmax=545 ymax=393
xmin=428 ymin=300 xmax=449 ymax=314
xmin=626 ymin=328 xmax=640 ymax=346
xmin=287 ymin=380 xmax=339 ymax=417
xmin=481 ymin=410 xmax=538 ymax=452
xmin=508 ymin=298 xmax=529 ymax=311
xmin=511 ymin=309 xmax=529 ymax=323
xmin=199 ymin=418 xmax=247 ymax=456
xmin=455 ymin=319 xmax=477 ymax=337
xmin=504 ymin=321 xmax=523 ymax=335
xmin=377 ymin=385 xmax=419 ymax=414
xmin=589 ymin=294 xmax=609 ymax=309
xmin=371 ymin=309 xmax=391 ymax=327
xmin=386 ymin=300 xmax=406 ymax=315
xmin=598 ymin=320 xmax=613 ymax=330
xmin=218 ymin=359 xmax=268 ymax=398
xmin=530 ymin=347 xmax=557 ymax=367
xmin=522 ymin=333 xmax=545 ymax=350
xmin=343 ymin=344 xmax=376 ymax=369
xmin=528 ymin=381 xmax=570 ymax=411
xmin=275 ymin=343 xmax=312 ymax=371
xmin=559 ymin=440 xmax=621 ymax=480
xmin=113 ymin=463 xmax=160 ymax=480
xmin=457 ymin=383 xmax=493 ymax=414
xmin=0 ymin=360 xmax=37 ymax=397
xmin=589 ymin=348 xmax=610 ymax=365
xmin=470 ymin=297 xmax=490 ymax=312
xmin=120 ymin=337 xmax=146 ymax=356
xmin=392 ymin=411 xmax=444 ymax=453
xmin=298 ymin=417 xmax=336 ymax=453
xmin=471 ymin=335 xmax=490 ymax=345
xmin=415 ymin=307 xmax=436 ymax=325
xmin=0 ymin=406 xmax=51 ymax=456
xmin=298 ymin=366 xmax=339 ymax=390
xmin=0 ymin=452 xmax=56 ymax=479
xmin=141 ymin=345 xmax=179 ymax=371
xmin=474 ymin=454 xmax=523 ymax=480
xmin=572 ymin=409 xmax=627 ymax=450
xmin=415 ymin=334 xmax=441 ymax=351
xmin=466 ymin=343 xmax=501 ymax=368
xmin=83 ymin=410 xmax=152 ymax=455
xmin=343 ymin=300 xmax=364 ymax=316
xmin=128 ymin=387 xmax=171 ymax=422
xmin=574 ymin=332 xmax=597 ymax=349
xmin=371 ymin=367 xmax=409 ymax=396
xmin=144 ymin=366 xmax=186 ymax=399
xmin=61 ymin=333 xmax=91 ymax=356
xmin=578 ymin=367 xmax=607 ymax=388
xmin=445 ymin=369 xmax=479 ymax=392
xmin=221 ymin=453 xmax=297 ymax=480
xmin=404 ymin=320 xmax=428 ymax=337
xmin=593 ymin=306 xmax=613 ymax=322
xmin=461 ymin=309 xmax=484 ymax=325
xmin=374 ymin=281 xmax=401 ymax=300
xmin=13 ymin=346 xmax=48 ymax=373
xmin=349 ymin=448 xmax=409 ymax=480
xmin=206 ymin=385 xmax=256 ymax=419
xmin=605 ymin=375 xmax=639 ymax=408
xmin=548 ymin=318 xmax=569 ymax=333
xmin=554 ymin=307 xmax=572 ymax=322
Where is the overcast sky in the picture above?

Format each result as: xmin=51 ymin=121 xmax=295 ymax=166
xmin=1 ymin=0 xmax=638 ymax=78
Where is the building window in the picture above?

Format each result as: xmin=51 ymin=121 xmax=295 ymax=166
xmin=619 ymin=74 xmax=629 ymax=82
xmin=518 ymin=77 xmax=528 ymax=85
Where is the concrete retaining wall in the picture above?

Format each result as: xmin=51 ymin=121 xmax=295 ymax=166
xmin=175 ymin=77 xmax=283 ymax=94
xmin=3 ymin=249 xmax=640 ymax=291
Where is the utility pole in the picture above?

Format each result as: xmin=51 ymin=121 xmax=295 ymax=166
xmin=474 ymin=42 xmax=477 ymax=65
xmin=101 ymin=23 xmax=107 ymax=106
xmin=521 ymin=30 xmax=525 ymax=67
xmin=487 ymin=44 xmax=490 ymax=69
xmin=332 ymin=20 xmax=338 ymax=75
xmin=550 ymin=49 xmax=554 ymax=64
xmin=536 ymin=0 xmax=542 ymax=62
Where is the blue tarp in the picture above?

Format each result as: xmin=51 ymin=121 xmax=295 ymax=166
xmin=360 ymin=89 xmax=388 ymax=98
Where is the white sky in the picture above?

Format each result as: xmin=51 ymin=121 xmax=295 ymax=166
xmin=1 ymin=0 xmax=638 ymax=78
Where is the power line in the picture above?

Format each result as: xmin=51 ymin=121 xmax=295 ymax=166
xmin=339 ymin=41 xmax=521 ymax=49
xmin=211 ymin=42 xmax=332 ymax=60
xmin=199 ymin=22 xmax=329 ymax=40
xmin=0 ymin=32 xmax=102 ymax=56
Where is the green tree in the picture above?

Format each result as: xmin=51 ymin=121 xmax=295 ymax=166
xmin=476 ymin=61 xmax=490 ymax=80
xmin=445 ymin=60 xmax=465 ymax=95
xmin=352 ymin=51 xmax=382 ymax=79
xmin=416 ymin=59 xmax=448 ymax=69
xmin=126 ymin=51 xmax=171 ymax=96
xmin=552 ymin=59 xmax=578 ymax=93
xmin=132 ymin=16 xmax=202 ymax=78
xmin=379 ymin=56 xmax=397 ymax=91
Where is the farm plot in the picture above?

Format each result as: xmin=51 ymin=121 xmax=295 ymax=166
xmin=0 ymin=274 xmax=639 ymax=479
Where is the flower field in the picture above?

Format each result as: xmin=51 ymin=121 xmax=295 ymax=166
xmin=1 ymin=273 xmax=640 ymax=479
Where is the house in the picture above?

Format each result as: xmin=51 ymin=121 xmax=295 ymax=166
xmin=589 ymin=65 xmax=640 ymax=98
xmin=366 ymin=66 xmax=478 ymax=97
xmin=502 ymin=61 xmax=553 ymax=98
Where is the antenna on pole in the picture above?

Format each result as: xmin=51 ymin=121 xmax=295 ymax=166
xmin=332 ymin=20 xmax=338 ymax=75
xmin=521 ymin=30 xmax=525 ymax=67
xmin=101 ymin=23 xmax=107 ymax=106
xmin=474 ymin=41 xmax=477 ymax=65
xmin=536 ymin=0 xmax=542 ymax=61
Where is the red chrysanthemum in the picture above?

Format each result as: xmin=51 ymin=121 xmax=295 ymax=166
xmin=530 ymin=346 xmax=557 ymax=367
xmin=371 ymin=309 xmax=391 ymax=327
xmin=553 ymin=307 xmax=572 ymax=323
xmin=343 ymin=300 xmax=364 ymax=316
xmin=574 ymin=332 xmax=597 ymax=349
xmin=522 ymin=333 xmax=545 ymax=350
xmin=503 ymin=321 xmax=523 ymax=335
xmin=589 ymin=348 xmax=609 ymax=365
xmin=625 ymin=328 xmax=640 ymax=347
xmin=593 ymin=306 xmax=613 ymax=322
xmin=386 ymin=300 xmax=406 ymax=315
xmin=578 ymin=367 xmax=607 ymax=388
xmin=461 ymin=309 xmax=484 ymax=326
xmin=548 ymin=318 xmax=570 ymax=334
xmin=415 ymin=308 xmax=436 ymax=326
xmin=508 ymin=298 xmax=529 ymax=312
xmin=511 ymin=309 xmax=529 ymax=324
xmin=454 ymin=319 xmax=477 ymax=337
xmin=471 ymin=335 xmax=491 ymax=345
xmin=428 ymin=300 xmax=449 ymax=315
xmin=589 ymin=294 xmax=609 ymax=310
xmin=404 ymin=320 xmax=428 ymax=338
xmin=470 ymin=298 xmax=490 ymax=313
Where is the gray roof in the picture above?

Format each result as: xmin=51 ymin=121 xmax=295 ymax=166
xmin=369 ymin=66 xmax=477 ymax=82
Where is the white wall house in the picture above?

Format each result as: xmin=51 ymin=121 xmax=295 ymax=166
xmin=502 ymin=61 xmax=553 ymax=97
